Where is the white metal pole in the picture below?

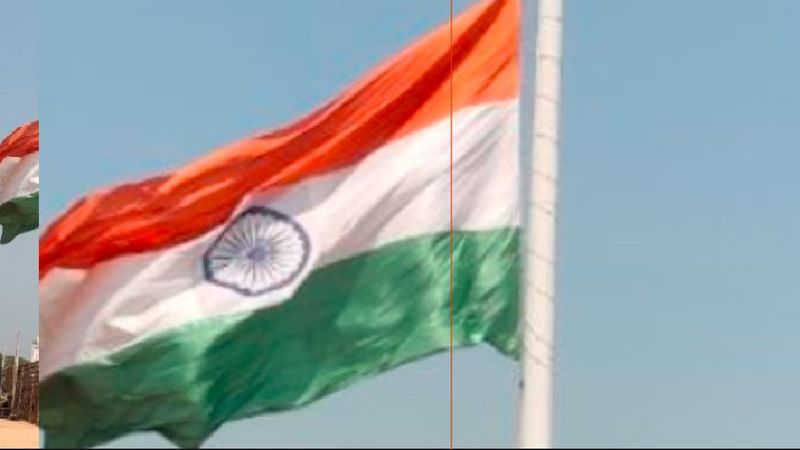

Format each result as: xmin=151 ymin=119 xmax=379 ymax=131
xmin=519 ymin=0 xmax=563 ymax=447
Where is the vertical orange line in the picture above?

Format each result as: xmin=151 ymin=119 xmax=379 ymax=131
xmin=449 ymin=0 xmax=454 ymax=449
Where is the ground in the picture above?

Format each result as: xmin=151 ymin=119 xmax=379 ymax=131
xmin=0 ymin=419 xmax=38 ymax=448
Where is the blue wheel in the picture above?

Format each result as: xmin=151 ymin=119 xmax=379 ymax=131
xmin=203 ymin=206 xmax=310 ymax=296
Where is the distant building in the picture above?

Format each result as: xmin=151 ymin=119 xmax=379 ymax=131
xmin=30 ymin=336 xmax=38 ymax=363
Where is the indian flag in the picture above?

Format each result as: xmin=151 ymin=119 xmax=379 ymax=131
xmin=40 ymin=0 xmax=520 ymax=447
xmin=0 ymin=121 xmax=39 ymax=244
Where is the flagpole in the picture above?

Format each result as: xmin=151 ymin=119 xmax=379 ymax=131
xmin=519 ymin=0 xmax=563 ymax=447
xmin=10 ymin=331 xmax=19 ymax=416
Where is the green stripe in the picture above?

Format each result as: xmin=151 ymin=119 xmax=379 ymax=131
xmin=0 ymin=191 xmax=38 ymax=244
xmin=42 ymin=229 xmax=520 ymax=448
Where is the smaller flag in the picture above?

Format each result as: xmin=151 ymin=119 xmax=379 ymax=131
xmin=0 ymin=121 xmax=39 ymax=244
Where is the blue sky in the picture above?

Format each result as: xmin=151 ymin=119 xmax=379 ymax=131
xmin=0 ymin=0 xmax=39 ymax=361
xmin=41 ymin=0 xmax=800 ymax=447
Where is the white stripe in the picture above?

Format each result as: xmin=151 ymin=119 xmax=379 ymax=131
xmin=0 ymin=153 xmax=39 ymax=203
xmin=41 ymin=100 xmax=519 ymax=378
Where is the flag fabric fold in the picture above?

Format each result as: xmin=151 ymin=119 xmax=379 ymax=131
xmin=40 ymin=0 xmax=521 ymax=447
xmin=0 ymin=121 xmax=39 ymax=244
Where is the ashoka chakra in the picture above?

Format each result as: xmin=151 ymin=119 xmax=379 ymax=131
xmin=203 ymin=206 xmax=310 ymax=296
